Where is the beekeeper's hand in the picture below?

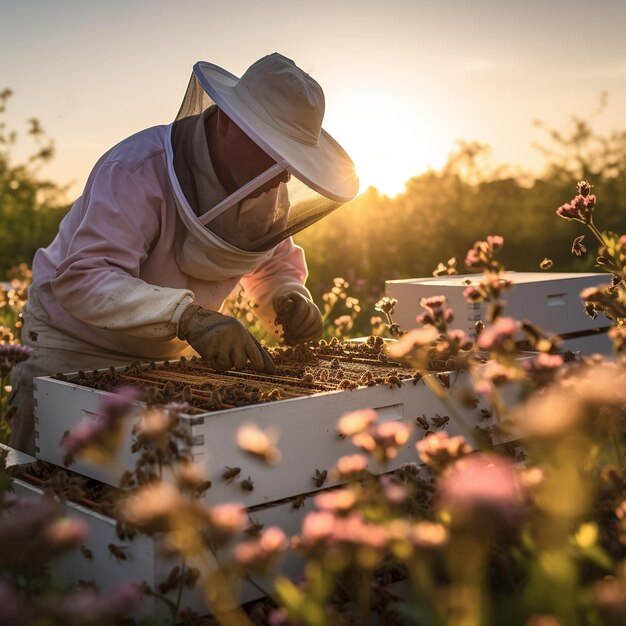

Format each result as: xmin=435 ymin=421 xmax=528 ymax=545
xmin=177 ymin=305 xmax=274 ymax=373
xmin=273 ymin=292 xmax=324 ymax=346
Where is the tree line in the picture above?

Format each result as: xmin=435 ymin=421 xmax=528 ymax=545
xmin=2 ymin=88 xmax=626 ymax=331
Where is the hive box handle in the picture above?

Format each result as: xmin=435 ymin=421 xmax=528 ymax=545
xmin=373 ymin=403 xmax=405 ymax=423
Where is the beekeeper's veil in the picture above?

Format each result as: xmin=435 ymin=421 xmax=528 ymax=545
xmin=170 ymin=53 xmax=359 ymax=253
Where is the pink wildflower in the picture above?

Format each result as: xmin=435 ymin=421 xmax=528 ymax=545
xmin=335 ymin=454 xmax=369 ymax=477
xmin=209 ymin=503 xmax=248 ymax=534
xmin=236 ymin=423 xmax=281 ymax=464
xmin=352 ymin=421 xmax=411 ymax=462
xmin=523 ymin=352 xmax=563 ymax=371
xmin=387 ymin=326 xmax=439 ymax=360
xmin=437 ymin=453 xmax=526 ymax=533
xmin=42 ymin=517 xmax=88 ymax=553
xmin=556 ymin=192 xmax=596 ymax=223
xmin=337 ymin=409 xmax=377 ymax=437
xmin=416 ymin=431 xmax=472 ymax=470
xmin=477 ymin=316 xmax=518 ymax=351
xmin=463 ymin=285 xmax=483 ymax=302
xmin=314 ymin=489 xmax=357 ymax=512
xmin=417 ymin=295 xmax=454 ymax=328
xmin=234 ymin=527 xmax=288 ymax=571
xmin=0 ymin=343 xmax=33 ymax=374
xmin=379 ymin=475 xmax=408 ymax=504
xmin=302 ymin=511 xmax=336 ymax=544
xmin=120 ymin=483 xmax=183 ymax=532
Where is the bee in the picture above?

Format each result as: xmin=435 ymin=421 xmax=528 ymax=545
xmin=116 ymin=521 xmax=136 ymax=541
xmin=337 ymin=379 xmax=358 ymax=391
xmin=240 ymin=476 xmax=254 ymax=491
xmin=245 ymin=518 xmax=265 ymax=537
xmin=77 ymin=579 xmax=97 ymax=589
xmin=56 ymin=372 xmax=68 ymax=381
xmin=291 ymin=494 xmax=306 ymax=511
xmin=119 ymin=470 xmax=136 ymax=489
xmin=158 ymin=566 xmax=180 ymax=594
xmin=385 ymin=375 xmax=402 ymax=389
xmin=267 ymin=389 xmax=281 ymax=401
xmin=29 ymin=330 xmax=38 ymax=342
xmin=108 ymin=543 xmax=128 ymax=563
xmin=179 ymin=355 xmax=187 ymax=368
xmin=184 ymin=567 xmax=200 ymax=589
xmin=162 ymin=381 xmax=175 ymax=397
xmin=80 ymin=545 xmax=93 ymax=560
xmin=437 ymin=372 xmax=451 ymax=388
xmin=222 ymin=466 xmax=241 ymax=482
xmin=416 ymin=415 xmax=430 ymax=431
xmin=302 ymin=373 xmax=315 ymax=384
xmin=359 ymin=371 xmax=373 ymax=385
xmin=192 ymin=480 xmax=212 ymax=498
xmin=312 ymin=468 xmax=328 ymax=488
xmin=182 ymin=385 xmax=193 ymax=402
xmin=431 ymin=414 xmax=450 ymax=429
xmin=480 ymin=407 xmax=492 ymax=420
xmin=474 ymin=425 xmax=494 ymax=448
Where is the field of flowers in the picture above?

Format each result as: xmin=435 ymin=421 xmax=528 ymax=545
xmin=0 ymin=181 xmax=625 ymax=625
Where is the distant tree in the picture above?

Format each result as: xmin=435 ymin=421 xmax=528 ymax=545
xmin=297 ymin=100 xmax=626 ymax=336
xmin=0 ymin=89 xmax=68 ymax=275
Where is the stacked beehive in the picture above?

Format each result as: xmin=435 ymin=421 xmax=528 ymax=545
xmin=10 ymin=340 xmax=517 ymax=614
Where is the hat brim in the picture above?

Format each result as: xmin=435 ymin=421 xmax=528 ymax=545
xmin=193 ymin=61 xmax=359 ymax=203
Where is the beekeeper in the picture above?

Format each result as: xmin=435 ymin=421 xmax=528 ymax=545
xmin=10 ymin=53 xmax=359 ymax=454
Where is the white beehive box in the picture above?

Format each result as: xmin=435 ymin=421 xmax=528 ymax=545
xmin=33 ymin=365 xmax=515 ymax=506
xmin=386 ymin=272 xmax=613 ymax=354
xmin=19 ymin=354 xmax=527 ymax=620
xmin=4 ymin=444 xmax=315 ymax=613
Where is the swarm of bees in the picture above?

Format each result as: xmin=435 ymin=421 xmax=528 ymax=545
xmin=54 ymin=339 xmax=419 ymax=415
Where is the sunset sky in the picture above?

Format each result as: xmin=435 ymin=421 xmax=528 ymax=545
xmin=2 ymin=0 xmax=625 ymax=198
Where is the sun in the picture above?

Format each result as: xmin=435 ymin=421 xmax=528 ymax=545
xmin=325 ymin=90 xmax=450 ymax=197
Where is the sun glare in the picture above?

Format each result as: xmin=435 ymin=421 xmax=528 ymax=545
xmin=326 ymin=90 xmax=450 ymax=198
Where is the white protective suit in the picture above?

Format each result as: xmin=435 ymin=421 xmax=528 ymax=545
xmin=10 ymin=118 xmax=313 ymax=455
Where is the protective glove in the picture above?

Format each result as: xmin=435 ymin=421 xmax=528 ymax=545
xmin=177 ymin=304 xmax=274 ymax=373
xmin=273 ymin=291 xmax=324 ymax=346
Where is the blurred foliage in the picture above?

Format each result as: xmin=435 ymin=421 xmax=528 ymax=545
xmin=0 ymin=89 xmax=69 ymax=277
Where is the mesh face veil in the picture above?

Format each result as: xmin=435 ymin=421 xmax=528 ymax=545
xmin=171 ymin=62 xmax=357 ymax=253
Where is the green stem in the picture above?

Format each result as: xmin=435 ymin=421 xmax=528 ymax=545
xmin=356 ymin=569 xmax=372 ymax=626
xmin=612 ymin=433 xmax=625 ymax=469
xmin=587 ymin=221 xmax=609 ymax=250
xmin=587 ymin=221 xmax=624 ymax=277
xmin=172 ymin=558 xmax=186 ymax=625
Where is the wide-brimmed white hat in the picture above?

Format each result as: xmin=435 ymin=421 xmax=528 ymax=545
xmin=192 ymin=53 xmax=359 ymax=203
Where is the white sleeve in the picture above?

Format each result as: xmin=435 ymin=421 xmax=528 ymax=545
xmin=50 ymin=160 xmax=194 ymax=339
xmin=239 ymin=238 xmax=311 ymax=336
